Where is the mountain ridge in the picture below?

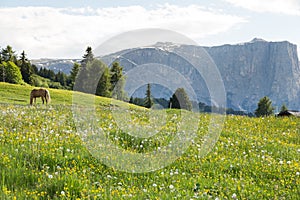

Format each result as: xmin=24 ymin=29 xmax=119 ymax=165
xmin=30 ymin=39 xmax=300 ymax=112
xmin=102 ymin=38 xmax=300 ymax=112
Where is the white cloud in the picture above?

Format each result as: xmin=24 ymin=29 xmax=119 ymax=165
xmin=0 ymin=5 xmax=245 ymax=58
xmin=224 ymin=0 xmax=300 ymax=15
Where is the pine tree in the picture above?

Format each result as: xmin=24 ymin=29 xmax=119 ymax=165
xmin=69 ymin=62 xmax=80 ymax=89
xmin=169 ymin=88 xmax=192 ymax=111
xmin=144 ymin=83 xmax=153 ymax=108
xmin=110 ymin=62 xmax=126 ymax=100
xmin=1 ymin=46 xmax=17 ymax=63
xmin=255 ymin=96 xmax=275 ymax=117
xmin=96 ymin=66 xmax=112 ymax=97
xmin=18 ymin=51 xmax=33 ymax=84
xmin=81 ymin=46 xmax=94 ymax=68
xmin=129 ymin=96 xmax=134 ymax=104
xmin=280 ymin=104 xmax=288 ymax=112
xmin=55 ymin=71 xmax=67 ymax=87
xmin=75 ymin=47 xmax=95 ymax=93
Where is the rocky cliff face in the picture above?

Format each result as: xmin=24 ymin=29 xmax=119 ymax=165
xmin=104 ymin=39 xmax=300 ymax=112
xmin=204 ymin=39 xmax=300 ymax=111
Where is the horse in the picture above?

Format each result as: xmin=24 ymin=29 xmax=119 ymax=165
xmin=30 ymin=88 xmax=51 ymax=105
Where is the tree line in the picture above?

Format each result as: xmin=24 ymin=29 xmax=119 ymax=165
xmin=0 ymin=45 xmax=72 ymax=89
xmin=0 ymin=45 xmax=127 ymax=100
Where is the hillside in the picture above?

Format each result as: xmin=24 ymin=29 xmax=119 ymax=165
xmin=0 ymin=83 xmax=299 ymax=199
xmin=0 ymin=82 xmax=140 ymax=109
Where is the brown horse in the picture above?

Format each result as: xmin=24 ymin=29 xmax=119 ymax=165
xmin=30 ymin=88 xmax=51 ymax=105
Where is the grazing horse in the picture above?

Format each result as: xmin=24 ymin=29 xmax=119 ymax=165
xmin=30 ymin=88 xmax=51 ymax=105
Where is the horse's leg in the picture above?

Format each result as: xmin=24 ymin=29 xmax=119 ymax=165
xmin=42 ymin=96 xmax=44 ymax=104
xmin=30 ymin=96 xmax=33 ymax=105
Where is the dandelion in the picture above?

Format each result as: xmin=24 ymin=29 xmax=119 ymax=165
xmin=287 ymin=161 xmax=291 ymax=165
xmin=279 ymin=160 xmax=284 ymax=165
xmin=232 ymin=193 xmax=237 ymax=199
xmin=169 ymin=184 xmax=174 ymax=190
xmin=296 ymin=172 xmax=300 ymax=176
xmin=153 ymin=183 xmax=157 ymax=187
xmin=48 ymin=174 xmax=53 ymax=179
xmin=61 ymin=191 xmax=65 ymax=196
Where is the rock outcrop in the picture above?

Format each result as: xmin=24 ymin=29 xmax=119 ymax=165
xmin=102 ymin=39 xmax=300 ymax=112
xmin=204 ymin=39 xmax=300 ymax=111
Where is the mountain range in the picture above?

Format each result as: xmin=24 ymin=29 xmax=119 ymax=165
xmin=32 ymin=38 xmax=300 ymax=112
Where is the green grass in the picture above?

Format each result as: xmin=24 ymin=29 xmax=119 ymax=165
xmin=0 ymin=82 xmax=299 ymax=199
xmin=0 ymin=82 xmax=141 ymax=109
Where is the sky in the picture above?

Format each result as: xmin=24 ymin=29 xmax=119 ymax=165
xmin=1 ymin=0 xmax=300 ymax=59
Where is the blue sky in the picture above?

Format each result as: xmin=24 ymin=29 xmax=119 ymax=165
xmin=1 ymin=0 xmax=300 ymax=58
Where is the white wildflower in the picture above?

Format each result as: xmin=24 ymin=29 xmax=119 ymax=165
xmin=232 ymin=193 xmax=237 ymax=199
xmin=169 ymin=184 xmax=174 ymax=190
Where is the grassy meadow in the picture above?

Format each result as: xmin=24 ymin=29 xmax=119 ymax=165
xmin=0 ymin=82 xmax=299 ymax=199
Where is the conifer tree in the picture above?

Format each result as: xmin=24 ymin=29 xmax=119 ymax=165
xmin=1 ymin=45 xmax=17 ymax=63
xmin=110 ymin=62 xmax=126 ymax=100
xmin=81 ymin=46 xmax=94 ymax=68
xmin=255 ymin=96 xmax=275 ymax=117
xmin=96 ymin=66 xmax=112 ymax=97
xmin=69 ymin=62 xmax=80 ymax=89
xmin=169 ymin=88 xmax=192 ymax=111
xmin=144 ymin=83 xmax=153 ymax=108
xmin=75 ymin=47 xmax=95 ymax=93
xmin=18 ymin=51 xmax=32 ymax=84
xmin=280 ymin=103 xmax=288 ymax=112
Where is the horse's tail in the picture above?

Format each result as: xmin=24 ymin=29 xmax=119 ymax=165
xmin=45 ymin=89 xmax=51 ymax=103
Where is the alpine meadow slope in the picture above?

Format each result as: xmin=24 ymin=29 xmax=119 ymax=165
xmin=0 ymin=82 xmax=299 ymax=199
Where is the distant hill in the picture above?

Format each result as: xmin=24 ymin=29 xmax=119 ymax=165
xmin=31 ymin=58 xmax=81 ymax=75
